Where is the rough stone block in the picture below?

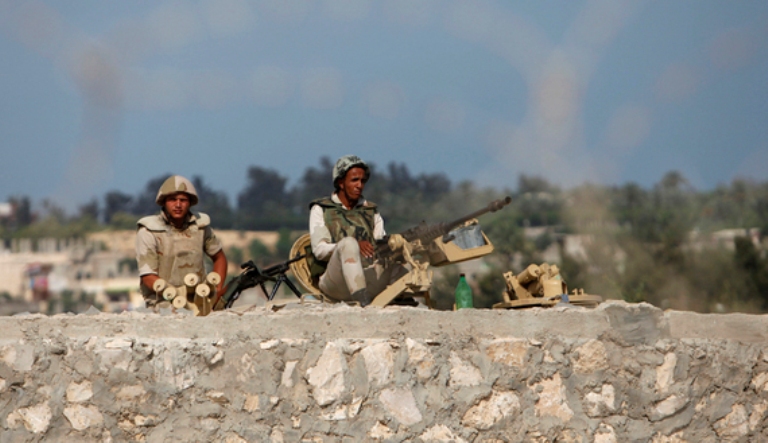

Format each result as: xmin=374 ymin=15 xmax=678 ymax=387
xmin=66 ymin=380 xmax=93 ymax=403
xmin=485 ymin=338 xmax=528 ymax=368
xmin=462 ymin=390 xmax=521 ymax=430
xmin=713 ymin=404 xmax=749 ymax=439
xmin=379 ymin=387 xmax=422 ymax=426
xmin=655 ymin=352 xmax=677 ymax=394
xmin=449 ymin=352 xmax=482 ymax=387
xmin=406 ymin=338 xmax=436 ymax=380
xmin=63 ymin=404 xmax=104 ymax=431
xmin=573 ymin=340 xmax=609 ymax=374
xmin=533 ymin=373 xmax=573 ymax=422
xmin=307 ymin=342 xmax=346 ymax=406
xmin=584 ymin=384 xmax=616 ymax=417
xmin=361 ymin=341 xmax=394 ymax=387
xmin=420 ymin=424 xmax=468 ymax=442
xmin=1 ymin=344 xmax=35 ymax=372
xmin=281 ymin=360 xmax=298 ymax=388
xmin=651 ymin=394 xmax=688 ymax=421
xmin=11 ymin=402 xmax=52 ymax=434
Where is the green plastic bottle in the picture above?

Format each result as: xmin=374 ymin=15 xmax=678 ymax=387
xmin=455 ymin=273 xmax=474 ymax=309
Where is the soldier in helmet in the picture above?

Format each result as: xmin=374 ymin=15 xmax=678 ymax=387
xmin=308 ymin=155 xmax=405 ymax=306
xmin=135 ymin=175 xmax=228 ymax=308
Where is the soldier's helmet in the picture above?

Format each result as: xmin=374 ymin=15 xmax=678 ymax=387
xmin=155 ymin=175 xmax=199 ymax=206
xmin=332 ymin=155 xmax=370 ymax=186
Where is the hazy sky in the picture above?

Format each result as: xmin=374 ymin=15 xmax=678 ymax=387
xmin=1 ymin=0 xmax=767 ymax=211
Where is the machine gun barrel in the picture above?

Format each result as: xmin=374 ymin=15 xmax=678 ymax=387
xmin=260 ymin=254 xmax=305 ymax=276
xmin=377 ymin=196 xmax=511 ymax=257
xmin=401 ymin=196 xmax=512 ymax=243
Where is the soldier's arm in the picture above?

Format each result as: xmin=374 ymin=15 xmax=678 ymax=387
xmin=210 ymin=250 xmax=227 ymax=296
xmin=309 ymin=204 xmax=335 ymax=260
xmin=373 ymin=212 xmax=386 ymax=240
xmin=358 ymin=211 xmax=386 ymax=258
xmin=203 ymin=227 xmax=228 ymax=296
xmin=140 ymin=274 xmax=161 ymax=291
xmin=136 ymin=227 xmax=161 ymax=289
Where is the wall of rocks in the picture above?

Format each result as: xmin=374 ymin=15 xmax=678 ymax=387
xmin=1 ymin=301 xmax=767 ymax=442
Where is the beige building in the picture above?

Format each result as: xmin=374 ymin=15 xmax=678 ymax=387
xmin=0 ymin=230 xmax=281 ymax=314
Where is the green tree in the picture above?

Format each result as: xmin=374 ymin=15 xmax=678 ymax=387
xmin=516 ymin=175 xmax=562 ymax=227
xmin=293 ymin=156 xmax=335 ymax=209
xmin=237 ymin=166 xmax=299 ymax=229
xmin=249 ymin=239 xmax=272 ymax=266
xmin=104 ymin=191 xmax=133 ymax=224
xmin=734 ymin=236 xmax=768 ymax=310
xmin=275 ymin=228 xmax=295 ymax=259
xmin=131 ymin=175 xmax=169 ymax=217
xmin=7 ymin=196 xmax=34 ymax=230
xmin=109 ymin=212 xmax=138 ymax=230
xmin=228 ymin=246 xmax=243 ymax=267
xmin=192 ymin=176 xmax=234 ymax=229
xmin=78 ymin=199 xmax=99 ymax=221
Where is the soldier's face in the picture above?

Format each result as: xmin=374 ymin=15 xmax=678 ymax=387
xmin=339 ymin=167 xmax=367 ymax=202
xmin=164 ymin=193 xmax=191 ymax=223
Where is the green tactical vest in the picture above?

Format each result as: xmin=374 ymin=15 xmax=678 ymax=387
xmin=306 ymin=197 xmax=378 ymax=280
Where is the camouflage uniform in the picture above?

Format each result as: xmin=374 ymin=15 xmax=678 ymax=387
xmin=308 ymin=155 xmax=406 ymax=304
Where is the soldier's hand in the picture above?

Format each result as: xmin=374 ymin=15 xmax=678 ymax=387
xmin=358 ymin=240 xmax=375 ymax=258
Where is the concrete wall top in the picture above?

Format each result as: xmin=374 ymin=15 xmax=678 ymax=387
xmin=2 ymin=301 xmax=766 ymax=344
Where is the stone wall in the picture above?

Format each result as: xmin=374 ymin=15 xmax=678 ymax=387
xmin=1 ymin=301 xmax=767 ymax=442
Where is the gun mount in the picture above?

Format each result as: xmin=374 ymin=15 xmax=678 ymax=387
xmin=376 ymin=196 xmax=511 ymax=260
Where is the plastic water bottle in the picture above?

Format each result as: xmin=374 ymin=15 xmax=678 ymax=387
xmin=455 ymin=273 xmax=474 ymax=309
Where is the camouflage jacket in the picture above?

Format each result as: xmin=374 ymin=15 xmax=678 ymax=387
xmin=307 ymin=194 xmax=384 ymax=278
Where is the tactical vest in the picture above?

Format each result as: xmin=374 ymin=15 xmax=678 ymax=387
xmin=307 ymin=197 xmax=378 ymax=280
xmin=137 ymin=212 xmax=211 ymax=299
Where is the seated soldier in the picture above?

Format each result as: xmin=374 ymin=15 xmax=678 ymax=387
xmin=308 ymin=155 xmax=405 ymax=306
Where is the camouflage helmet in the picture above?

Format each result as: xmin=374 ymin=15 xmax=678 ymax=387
xmin=155 ymin=175 xmax=199 ymax=206
xmin=332 ymin=155 xmax=370 ymax=186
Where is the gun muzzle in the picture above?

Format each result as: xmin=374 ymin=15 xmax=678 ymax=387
xmin=491 ymin=196 xmax=512 ymax=212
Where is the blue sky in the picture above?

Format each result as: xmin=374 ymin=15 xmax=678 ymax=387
xmin=1 ymin=0 xmax=767 ymax=211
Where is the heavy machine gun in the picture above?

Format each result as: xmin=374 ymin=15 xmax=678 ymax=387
xmin=365 ymin=196 xmax=511 ymax=307
xmin=215 ymin=255 xmax=305 ymax=310
xmin=376 ymin=196 xmax=512 ymax=261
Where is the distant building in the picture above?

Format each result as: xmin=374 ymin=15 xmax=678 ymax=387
xmin=0 ymin=202 xmax=12 ymax=219
xmin=0 ymin=236 xmax=142 ymax=313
